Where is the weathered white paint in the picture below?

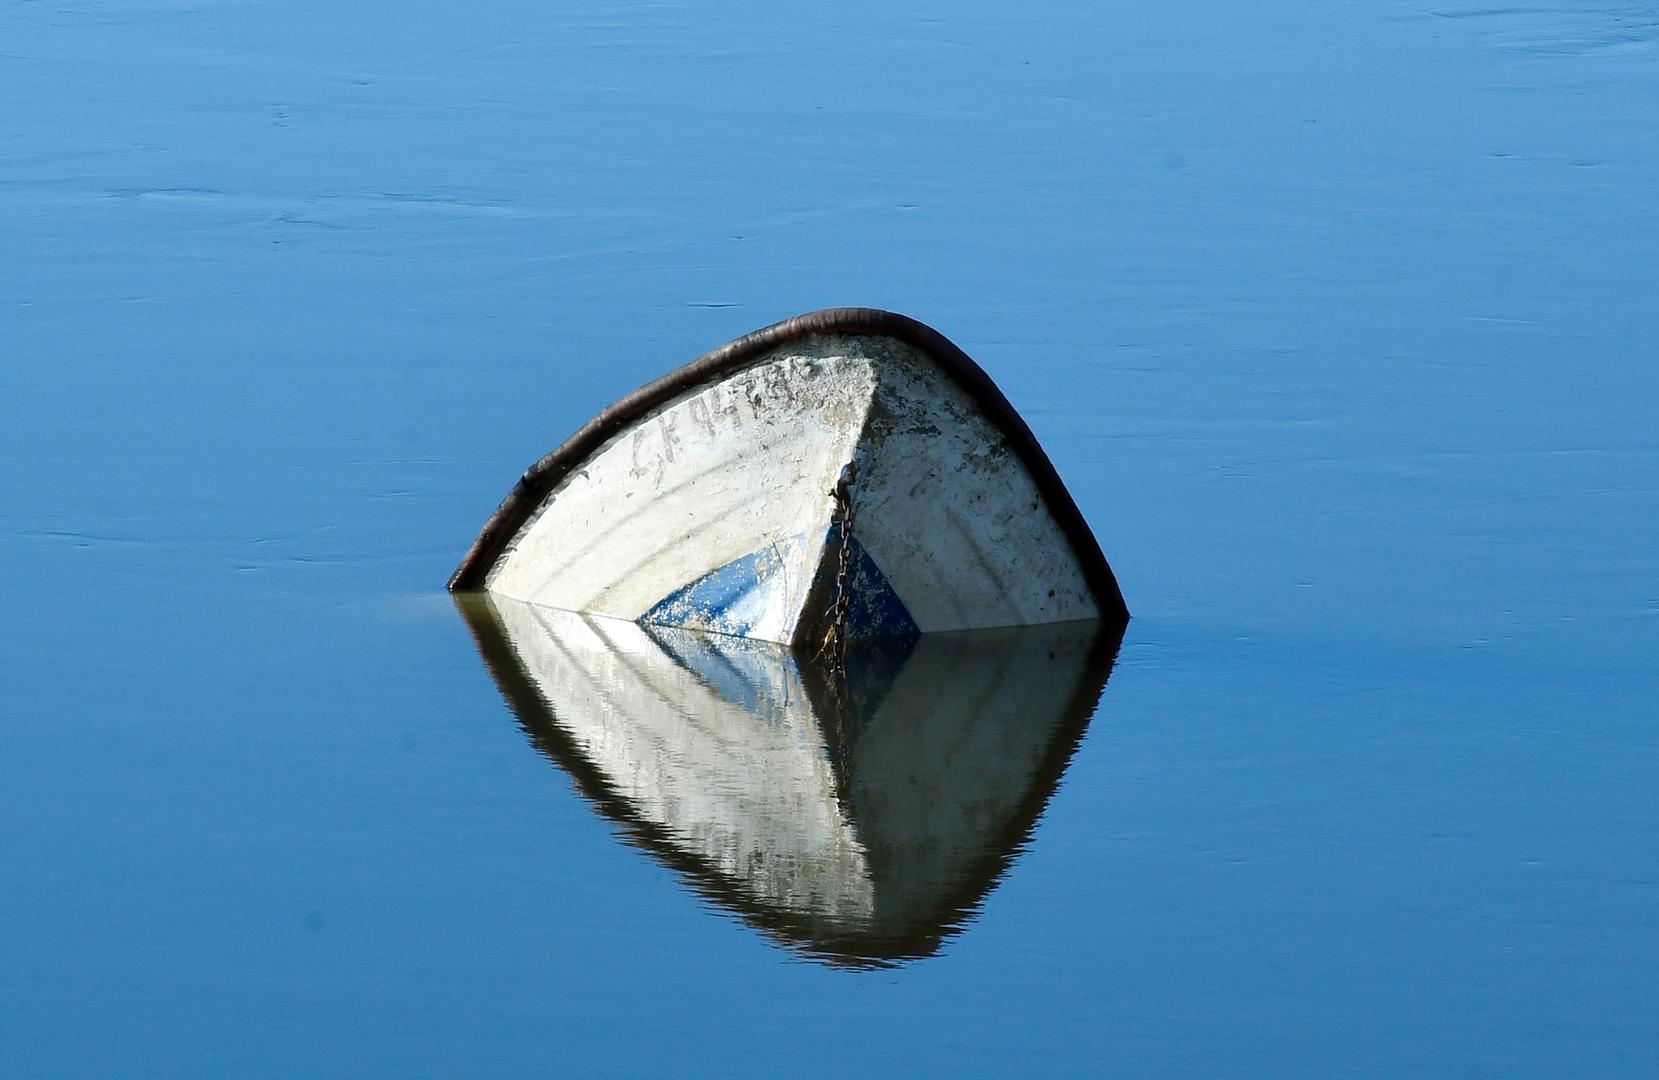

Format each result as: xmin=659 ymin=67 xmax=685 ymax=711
xmin=488 ymin=349 xmax=875 ymax=644
xmin=849 ymin=335 xmax=1097 ymax=631
xmin=485 ymin=334 xmax=1098 ymax=644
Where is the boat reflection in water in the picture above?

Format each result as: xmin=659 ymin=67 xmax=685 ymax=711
xmin=458 ymin=595 xmax=1124 ymax=968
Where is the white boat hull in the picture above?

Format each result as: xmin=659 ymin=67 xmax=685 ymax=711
xmin=453 ymin=309 xmax=1126 ymax=646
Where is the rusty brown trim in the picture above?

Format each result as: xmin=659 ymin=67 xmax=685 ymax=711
xmin=448 ymin=307 xmax=1128 ymax=623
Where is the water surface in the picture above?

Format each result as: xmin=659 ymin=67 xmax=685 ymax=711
xmin=4 ymin=1 xmax=1657 ymax=1075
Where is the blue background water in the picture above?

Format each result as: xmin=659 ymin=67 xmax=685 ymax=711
xmin=4 ymin=1 xmax=1657 ymax=1075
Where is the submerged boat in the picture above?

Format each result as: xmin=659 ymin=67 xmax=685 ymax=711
xmin=450 ymin=308 xmax=1127 ymax=646
xmin=458 ymin=593 xmax=1123 ymax=967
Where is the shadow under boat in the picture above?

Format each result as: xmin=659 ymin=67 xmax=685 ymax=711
xmin=457 ymin=594 xmax=1125 ymax=969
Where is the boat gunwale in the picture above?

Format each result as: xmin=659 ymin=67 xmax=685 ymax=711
xmin=448 ymin=306 xmax=1128 ymax=623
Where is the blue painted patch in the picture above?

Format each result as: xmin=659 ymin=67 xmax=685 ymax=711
xmin=642 ymin=538 xmax=798 ymax=639
xmin=643 ymin=528 xmax=919 ymax=644
xmin=827 ymin=526 xmax=921 ymax=643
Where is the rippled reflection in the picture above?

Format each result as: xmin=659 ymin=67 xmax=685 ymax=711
xmin=457 ymin=595 xmax=1124 ymax=968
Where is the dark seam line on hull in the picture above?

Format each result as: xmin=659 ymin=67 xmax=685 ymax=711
xmin=942 ymin=504 xmax=1026 ymax=626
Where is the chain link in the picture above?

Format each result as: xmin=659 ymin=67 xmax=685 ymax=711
xmin=814 ymin=461 xmax=859 ymax=678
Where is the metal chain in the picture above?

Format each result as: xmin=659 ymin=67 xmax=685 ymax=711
xmin=815 ymin=461 xmax=860 ymax=819
xmin=815 ymin=461 xmax=858 ymax=678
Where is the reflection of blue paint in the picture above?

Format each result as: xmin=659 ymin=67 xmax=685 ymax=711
xmin=645 ymin=624 xmax=799 ymax=721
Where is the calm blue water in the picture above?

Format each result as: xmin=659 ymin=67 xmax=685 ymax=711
xmin=4 ymin=1 xmax=1657 ymax=1075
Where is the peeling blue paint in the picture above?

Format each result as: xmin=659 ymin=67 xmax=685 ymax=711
xmin=641 ymin=527 xmax=919 ymax=645
xmin=642 ymin=543 xmax=790 ymax=638
xmin=827 ymin=526 xmax=921 ymax=643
